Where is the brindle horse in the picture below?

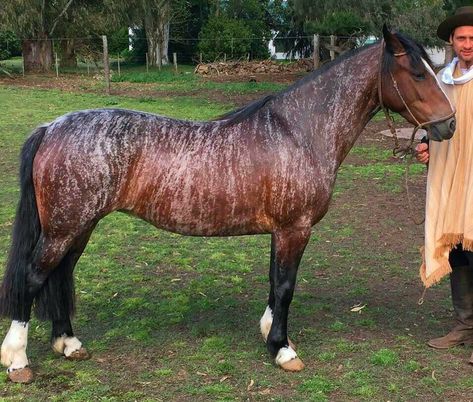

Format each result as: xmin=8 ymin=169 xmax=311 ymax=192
xmin=0 ymin=27 xmax=456 ymax=382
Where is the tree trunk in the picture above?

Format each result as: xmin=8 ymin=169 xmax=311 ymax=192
xmin=22 ymin=36 xmax=53 ymax=73
xmin=143 ymin=1 xmax=170 ymax=67
xmin=147 ymin=34 xmax=157 ymax=66
xmin=146 ymin=24 xmax=170 ymax=67
xmin=444 ymin=43 xmax=454 ymax=65
xmin=156 ymin=22 xmax=170 ymax=67
xmin=59 ymin=39 xmax=77 ymax=68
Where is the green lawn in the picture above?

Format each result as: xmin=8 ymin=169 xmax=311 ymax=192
xmin=0 ymin=84 xmax=469 ymax=401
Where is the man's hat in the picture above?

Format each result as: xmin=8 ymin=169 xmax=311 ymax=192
xmin=437 ymin=6 xmax=473 ymax=41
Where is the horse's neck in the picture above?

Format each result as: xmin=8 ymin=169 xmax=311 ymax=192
xmin=276 ymin=45 xmax=381 ymax=171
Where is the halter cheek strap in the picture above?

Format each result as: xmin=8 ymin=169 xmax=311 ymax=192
xmin=378 ymin=40 xmax=456 ymax=157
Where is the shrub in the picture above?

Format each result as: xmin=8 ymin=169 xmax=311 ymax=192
xmin=0 ymin=31 xmax=21 ymax=60
xmin=198 ymin=16 xmax=252 ymax=61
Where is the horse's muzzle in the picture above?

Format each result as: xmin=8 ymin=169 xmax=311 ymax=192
xmin=428 ymin=117 xmax=456 ymax=142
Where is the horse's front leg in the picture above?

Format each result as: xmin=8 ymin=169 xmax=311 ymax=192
xmin=262 ymin=227 xmax=310 ymax=371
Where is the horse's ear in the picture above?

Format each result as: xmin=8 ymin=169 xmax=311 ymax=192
xmin=382 ymin=24 xmax=405 ymax=55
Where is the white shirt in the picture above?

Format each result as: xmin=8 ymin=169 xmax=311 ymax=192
xmin=441 ymin=57 xmax=473 ymax=85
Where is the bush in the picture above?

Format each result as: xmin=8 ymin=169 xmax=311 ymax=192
xmin=198 ymin=16 xmax=252 ymax=61
xmin=108 ymin=27 xmax=130 ymax=55
xmin=126 ymin=28 xmax=147 ymax=64
xmin=0 ymin=31 xmax=21 ymax=60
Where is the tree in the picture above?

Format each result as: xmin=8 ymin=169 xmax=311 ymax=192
xmin=0 ymin=0 xmax=75 ymax=72
xmin=224 ymin=0 xmax=271 ymax=58
xmin=53 ymin=1 xmax=118 ymax=68
xmin=284 ymin=0 xmax=446 ymax=62
xmin=198 ymin=15 xmax=252 ymax=60
xmin=197 ymin=0 xmax=272 ymax=61
xmin=130 ymin=0 xmax=189 ymax=67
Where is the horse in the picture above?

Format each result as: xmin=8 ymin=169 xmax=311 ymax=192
xmin=0 ymin=26 xmax=456 ymax=383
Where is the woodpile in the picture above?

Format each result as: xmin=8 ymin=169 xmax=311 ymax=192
xmin=194 ymin=59 xmax=314 ymax=76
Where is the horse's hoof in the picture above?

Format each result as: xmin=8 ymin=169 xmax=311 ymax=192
xmin=280 ymin=357 xmax=305 ymax=372
xmin=66 ymin=347 xmax=90 ymax=361
xmin=8 ymin=367 xmax=34 ymax=383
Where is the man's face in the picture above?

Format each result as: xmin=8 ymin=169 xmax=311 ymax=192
xmin=451 ymin=25 xmax=473 ymax=68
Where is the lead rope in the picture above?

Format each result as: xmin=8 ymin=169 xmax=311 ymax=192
xmin=378 ymin=44 xmax=425 ymax=227
xmin=377 ymin=43 xmax=436 ymax=307
xmin=378 ymin=43 xmax=455 ymax=227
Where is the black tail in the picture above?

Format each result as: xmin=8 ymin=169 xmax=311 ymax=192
xmin=0 ymin=126 xmax=47 ymax=319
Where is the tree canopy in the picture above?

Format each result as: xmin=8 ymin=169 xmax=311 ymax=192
xmin=0 ymin=0 xmax=460 ymax=70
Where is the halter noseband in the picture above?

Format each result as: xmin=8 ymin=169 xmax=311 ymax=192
xmin=378 ymin=40 xmax=456 ymax=157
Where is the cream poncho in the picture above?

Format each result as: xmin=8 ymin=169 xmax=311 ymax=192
xmin=421 ymin=60 xmax=473 ymax=287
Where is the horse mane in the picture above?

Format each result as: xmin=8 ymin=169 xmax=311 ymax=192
xmin=215 ymin=31 xmax=430 ymax=126
xmin=214 ymin=44 xmax=376 ymax=126
xmin=214 ymin=95 xmax=275 ymax=124
xmin=382 ymin=31 xmax=433 ymax=75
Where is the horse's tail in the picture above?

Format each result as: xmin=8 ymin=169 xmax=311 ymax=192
xmin=0 ymin=125 xmax=47 ymax=319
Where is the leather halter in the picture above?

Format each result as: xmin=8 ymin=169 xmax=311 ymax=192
xmin=377 ymin=40 xmax=456 ymax=157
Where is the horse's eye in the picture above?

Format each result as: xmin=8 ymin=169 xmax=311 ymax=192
xmin=414 ymin=73 xmax=426 ymax=81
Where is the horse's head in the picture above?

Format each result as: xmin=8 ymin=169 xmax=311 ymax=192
xmin=380 ymin=25 xmax=456 ymax=142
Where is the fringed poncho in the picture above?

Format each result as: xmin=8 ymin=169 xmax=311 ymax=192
xmin=421 ymin=60 xmax=473 ymax=287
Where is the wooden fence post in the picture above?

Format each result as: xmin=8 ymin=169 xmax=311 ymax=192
xmin=102 ymin=35 xmax=111 ymax=95
xmin=313 ymin=34 xmax=320 ymax=70
xmin=55 ymin=52 xmax=59 ymax=78
xmin=330 ymin=35 xmax=336 ymax=61
xmin=173 ymin=52 xmax=177 ymax=73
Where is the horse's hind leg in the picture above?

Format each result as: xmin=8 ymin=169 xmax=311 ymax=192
xmin=263 ymin=227 xmax=310 ymax=372
xmin=35 ymin=231 xmax=93 ymax=360
xmin=1 ymin=232 xmax=84 ymax=381
xmin=260 ymin=234 xmax=277 ymax=342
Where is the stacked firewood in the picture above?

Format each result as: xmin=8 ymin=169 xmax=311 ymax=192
xmin=194 ymin=59 xmax=314 ymax=76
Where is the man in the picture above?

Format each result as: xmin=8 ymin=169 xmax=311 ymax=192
xmin=416 ymin=6 xmax=473 ymax=363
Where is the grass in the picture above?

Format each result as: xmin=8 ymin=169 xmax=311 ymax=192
xmin=0 ymin=81 xmax=470 ymax=401
xmin=110 ymin=65 xmax=287 ymax=94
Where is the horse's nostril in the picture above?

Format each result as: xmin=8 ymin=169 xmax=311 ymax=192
xmin=450 ymin=119 xmax=456 ymax=132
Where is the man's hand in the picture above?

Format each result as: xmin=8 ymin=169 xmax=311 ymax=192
xmin=415 ymin=143 xmax=429 ymax=164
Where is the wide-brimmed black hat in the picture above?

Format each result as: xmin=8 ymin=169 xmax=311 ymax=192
xmin=437 ymin=6 xmax=473 ymax=41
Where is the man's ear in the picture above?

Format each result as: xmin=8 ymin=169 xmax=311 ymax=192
xmin=449 ymin=29 xmax=455 ymax=45
xmin=382 ymin=24 xmax=405 ymax=55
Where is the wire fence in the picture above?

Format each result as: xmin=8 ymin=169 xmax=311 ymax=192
xmin=0 ymin=34 xmax=376 ymax=76
xmin=0 ymin=34 xmax=447 ymax=89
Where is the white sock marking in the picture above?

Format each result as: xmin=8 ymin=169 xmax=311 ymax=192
xmin=1 ymin=321 xmax=29 ymax=371
xmin=63 ymin=337 xmax=82 ymax=357
xmin=52 ymin=335 xmax=66 ymax=354
xmin=259 ymin=306 xmax=273 ymax=342
xmin=52 ymin=335 xmax=82 ymax=356
xmin=275 ymin=346 xmax=298 ymax=366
